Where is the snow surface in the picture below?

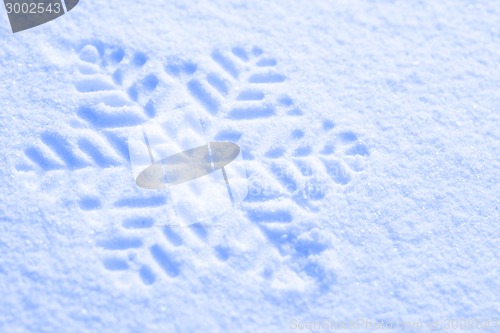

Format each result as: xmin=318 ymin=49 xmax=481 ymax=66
xmin=0 ymin=0 xmax=499 ymax=332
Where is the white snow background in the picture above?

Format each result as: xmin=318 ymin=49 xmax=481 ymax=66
xmin=0 ymin=0 xmax=498 ymax=332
